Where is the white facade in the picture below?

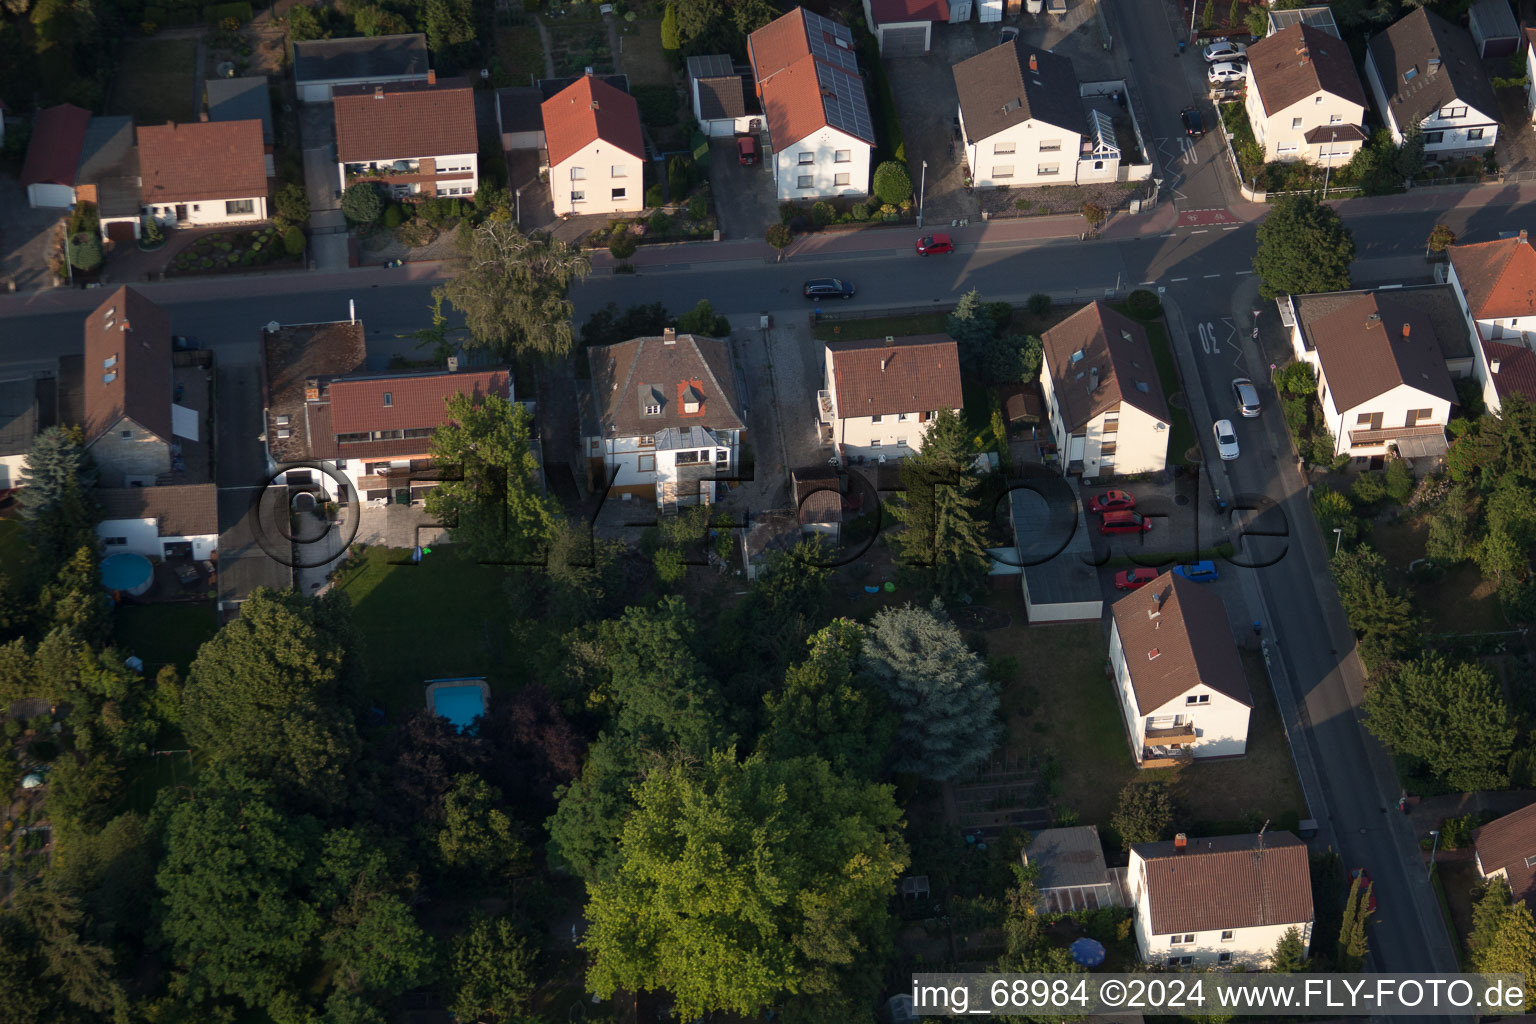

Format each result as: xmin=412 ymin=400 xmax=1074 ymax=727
xmin=593 ymin=430 xmax=741 ymax=507
xmin=338 ymin=152 xmax=479 ymax=198
xmin=1444 ymin=258 xmax=1536 ymax=413
xmin=144 ymin=194 xmax=268 ymax=228
xmin=1128 ymin=851 xmax=1312 ymax=968
xmin=550 ymin=137 xmax=644 ymax=216
xmin=97 ymin=518 xmax=217 ymax=561
xmin=1244 ymin=75 xmax=1365 ymax=163
xmin=961 ymin=110 xmax=1086 ymax=190
xmin=820 ymin=347 xmax=954 ymax=460
xmin=1108 ymin=619 xmax=1251 ymax=766
xmin=1364 ymin=57 xmax=1499 ymax=155
xmin=1039 ymin=365 xmax=1169 ymax=480
xmin=773 ymin=126 xmax=870 ymax=200
xmin=0 ymin=454 xmax=26 ymax=490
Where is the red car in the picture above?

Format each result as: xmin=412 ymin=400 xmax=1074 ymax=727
xmin=736 ymin=136 xmax=758 ymax=166
xmin=1099 ymin=510 xmax=1152 ymax=535
xmin=1350 ymin=868 xmax=1379 ymax=913
xmin=1087 ymin=489 xmax=1136 ymax=513
xmin=916 ymin=233 xmax=954 ymax=256
xmin=1114 ymin=568 xmax=1159 ymax=591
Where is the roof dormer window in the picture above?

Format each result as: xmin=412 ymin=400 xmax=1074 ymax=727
xmin=1403 ymin=66 xmax=1418 ymax=82
xmin=645 ymin=403 xmax=660 ymax=416
xmin=383 ymin=392 xmax=393 ymax=407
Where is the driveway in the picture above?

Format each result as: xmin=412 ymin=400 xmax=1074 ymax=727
xmin=0 ymin=176 xmax=62 ymax=292
xmin=299 ymin=102 xmax=348 ymax=270
xmin=709 ymin=137 xmax=778 ymax=240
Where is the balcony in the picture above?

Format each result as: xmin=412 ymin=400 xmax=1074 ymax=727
xmin=1141 ymin=748 xmax=1193 ymax=769
xmin=818 ymin=389 xmax=835 ymax=424
xmin=1144 ymin=723 xmax=1196 ymax=743
xmin=1347 ymin=422 xmax=1445 ymax=446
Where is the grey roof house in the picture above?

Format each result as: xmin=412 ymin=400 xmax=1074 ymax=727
xmin=292 ymin=33 xmax=430 ymax=102
xmin=686 ymin=54 xmax=759 ymax=136
xmin=1363 ymin=7 xmax=1500 ymax=159
xmin=206 ymin=76 xmax=274 ymax=145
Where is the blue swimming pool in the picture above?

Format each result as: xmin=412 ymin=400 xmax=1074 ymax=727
xmin=100 ymin=553 xmax=154 ymax=596
xmin=430 ymin=683 xmax=486 ymax=731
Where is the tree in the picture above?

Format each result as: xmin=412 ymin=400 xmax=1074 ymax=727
xmin=18 ymin=425 xmax=98 ymax=568
xmin=872 ymin=161 xmax=912 ymax=205
xmin=1335 ymin=873 xmax=1372 ymax=971
xmin=477 ymin=683 xmax=585 ymax=814
xmin=888 ymin=411 xmax=991 ymax=601
xmin=660 ymin=2 xmax=680 ymax=50
xmin=352 ymin=3 xmax=410 ymax=36
xmin=1110 ymin=780 xmax=1175 ymax=849
xmin=424 ymin=393 xmax=561 ymax=564
xmin=1201 ymin=0 xmax=1214 ymax=29
xmin=591 ymin=597 xmax=723 ymax=752
xmin=674 ymin=297 xmax=730 ymax=336
xmin=1472 ymin=903 xmax=1536 ymax=1009
xmin=766 ymin=222 xmax=792 ymax=257
xmin=546 ymin=731 xmax=644 ymax=883
xmin=423 ymin=0 xmax=475 ymax=56
xmin=283 ymin=225 xmax=307 ymax=257
xmin=1081 ymin=201 xmax=1106 ymax=232
xmin=181 ymin=588 xmax=361 ymax=807
xmin=341 ymin=183 xmax=383 ymax=225
xmin=437 ymin=220 xmax=591 ymax=358
xmin=761 ymin=620 xmax=897 ymax=778
xmin=1252 ymin=194 xmax=1355 ymax=300
xmin=1313 ymin=485 xmax=1360 ymax=547
xmin=1470 ymin=878 xmax=1515 ymax=955
xmin=1394 ymin=122 xmax=1425 ymax=179
xmin=583 ymin=750 xmax=909 ymax=1022
xmin=316 ymin=829 xmax=437 ymax=999
xmin=436 ymin=773 xmax=530 ymax=882
xmin=1364 ymin=654 xmax=1514 ymax=791
xmin=1426 ymin=223 xmax=1456 ymax=256
xmin=0 ymin=888 xmax=122 ymax=1018
xmin=608 ymin=227 xmax=637 ymax=261
xmin=69 ymin=232 xmax=102 ymax=271
xmin=581 ymin=301 xmax=671 ymax=350
xmin=948 ymin=288 xmax=997 ymax=369
xmin=1331 ymin=547 xmax=1420 ymax=669
xmin=1271 ymin=926 xmax=1308 ymax=972
xmin=448 ymin=915 xmax=537 ymax=1024
xmin=861 ymin=601 xmax=1001 ymax=780
xmin=274 ymin=182 xmax=310 ymax=224
xmin=408 ymin=292 xmax=464 ymax=363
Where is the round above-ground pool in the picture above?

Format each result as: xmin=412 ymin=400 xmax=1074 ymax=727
xmin=101 ymin=553 xmax=154 ymax=597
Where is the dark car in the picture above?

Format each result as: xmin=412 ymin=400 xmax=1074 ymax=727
xmin=1180 ymin=106 xmax=1204 ymax=137
xmin=1114 ymin=568 xmax=1159 ymax=591
xmin=1174 ymin=560 xmax=1220 ymax=583
xmin=1087 ymin=489 xmax=1136 ymax=513
xmin=736 ymin=135 xmax=758 ymax=166
xmin=1099 ymin=510 xmax=1151 ymax=535
xmin=916 ymin=233 xmax=954 ymax=256
xmin=172 ymin=335 xmax=201 ymax=351
xmin=1349 ymin=868 xmax=1379 ymax=913
xmin=804 ymin=278 xmax=855 ymax=300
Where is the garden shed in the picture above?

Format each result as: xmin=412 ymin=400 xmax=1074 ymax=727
xmin=1009 ymin=484 xmax=1101 ymax=624
xmin=1469 ymin=0 xmax=1520 ymax=58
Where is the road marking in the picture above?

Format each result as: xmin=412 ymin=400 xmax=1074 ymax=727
xmin=1170 ymin=276 xmax=1188 ymax=282
xmin=1207 ymin=321 xmax=1219 ymax=355
xmin=1203 ymin=273 xmax=1221 ymax=278
xmin=1198 ymin=323 xmax=1210 ymax=355
xmin=1223 ymin=225 xmax=1241 ymax=231
xmin=1159 ymin=232 xmax=1175 ymax=237
xmin=1139 ymin=280 xmax=1157 ymax=286
xmin=1234 ymin=269 xmax=1252 ymax=275
xmin=1190 ymin=229 xmax=1209 ymax=234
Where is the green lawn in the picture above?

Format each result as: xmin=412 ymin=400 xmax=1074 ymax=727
xmin=497 ymin=25 xmax=546 ymax=87
xmin=812 ymin=312 xmax=949 ymax=342
xmin=1116 ymin=305 xmax=1197 ymax=466
xmin=618 ymin=19 xmax=674 ymax=87
xmin=329 ymin=545 xmax=510 ymax=715
xmin=107 ymin=38 xmax=198 ymax=126
xmin=113 ymin=603 xmax=219 ymax=677
xmin=1372 ymin=517 xmax=1506 ymax=635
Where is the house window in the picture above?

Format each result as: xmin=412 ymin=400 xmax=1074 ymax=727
xmin=103 ymin=536 xmax=126 ymax=546
xmin=1093 ymin=160 xmax=1103 ymax=169
xmin=1039 ymin=140 xmax=1061 ymax=152
xmin=1356 ymin=412 xmax=1383 ymax=430
xmin=1525 ymin=855 xmax=1536 ymax=869
xmin=638 ymin=454 xmax=655 ymax=472
xmin=715 ymin=448 xmax=728 ymax=464
xmin=1468 ymin=128 xmax=1485 ymax=141
xmin=404 ymin=427 xmax=431 ymax=439
xmin=225 ymin=199 xmax=254 ymax=215
xmin=897 ymin=438 xmax=908 ymax=446
xmin=572 ymin=190 xmax=586 ymax=202
xmin=1424 ymin=131 xmax=1445 ymax=144
xmin=835 ymin=173 xmax=850 ymax=186
xmin=120 ymin=429 xmax=133 ymax=439
xmin=871 ymin=439 xmax=882 ymax=448
xmin=1172 ymin=934 xmax=1194 ymax=945
xmin=993 ymin=141 xmax=1016 ymax=155
xmin=798 ymin=152 xmax=814 ymax=165
xmin=1037 ymin=163 xmax=1059 ymax=175
xmin=1277 ymin=144 xmax=1298 ymax=155
xmin=1186 ymin=694 xmax=1209 ymax=705
xmin=1315 ymin=95 xmax=1323 ymax=104
xmin=871 ymin=414 xmax=883 ymax=423
xmin=645 ymin=403 xmax=660 ymax=415
xmin=994 ymin=165 xmax=1014 ymax=179
xmin=612 ymin=187 xmax=626 ymax=200
xmin=1218 ymin=952 xmax=1232 ymax=964
xmin=1329 ymin=113 xmax=1343 ymax=124
xmin=1405 ymin=408 xmax=1434 ymax=427
xmin=1403 ymin=67 xmax=1418 ymax=82
xmin=611 ymin=165 xmax=627 ymax=177
xmin=1221 ymin=930 xmax=1235 ymax=942
xmin=337 ymin=432 xmax=369 ymax=443
xmin=1291 ymin=117 xmax=1303 ymax=130
xmin=798 ymin=175 xmax=814 ymax=188
xmin=898 ymin=412 xmax=909 ymax=421
xmin=1440 ymin=106 xmax=1467 ymax=119
xmin=570 ymin=167 xmax=586 ymax=180
xmin=834 ymin=149 xmax=851 ymax=163
xmin=639 ymin=435 xmax=655 ymax=447
xmin=383 ymin=392 xmax=393 ymax=407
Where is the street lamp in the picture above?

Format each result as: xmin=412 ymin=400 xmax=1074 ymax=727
xmin=1427 ymin=829 xmax=1441 ymax=880
xmin=917 ymin=160 xmax=928 ymax=228
xmin=514 ymin=187 xmax=522 ymax=227
xmin=1322 ymin=129 xmax=1339 ymax=194
xmin=1332 ymin=527 xmax=1343 ymax=555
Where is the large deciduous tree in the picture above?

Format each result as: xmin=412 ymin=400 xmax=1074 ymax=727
xmin=860 ymin=601 xmax=1001 ymax=780
xmin=760 ymin=620 xmax=896 ymax=779
xmin=1252 ymin=194 xmax=1355 ymax=300
xmin=437 ymin=220 xmax=591 ymax=359
xmin=181 ymin=588 xmax=362 ymax=807
xmin=546 ymin=731 xmax=646 ymax=883
xmin=1364 ymin=653 xmax=1514 ymax=792
xmin=583 ymin=750 xmax=909 ymax=1022
xmin=447 ymin=914 xmax=538 ymax=1024
xmin=590 ymin=596 xmax=724 ymax=752
xmin=1110 ymin=780 xmax=1175 ymax=849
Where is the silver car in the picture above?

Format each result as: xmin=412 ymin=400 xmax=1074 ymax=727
xmin=1203 ymin=40 xmax=1248 ymax=63
xmin=1212 ymin=419 xmax=1240 ymax=461
xmin=1208 ymin=61 xmax=1246 ymax=85
xmin=1231 ymin=377 xmax=1261 ymax=418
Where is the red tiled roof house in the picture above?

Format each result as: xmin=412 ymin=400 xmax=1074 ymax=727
xmin=582 ymin=328 xmax=746 ymax=512
xmin=541 ymin=75 xmax=644 ymax=217
xmin=1244 ymin=24 xmax=1368 ymax=164
xmin=1129 ymin=831 xmax=1313 ymax=967
xmin=820 ymin=335 xmax=962 ymax=462
xmin=138 ymin=120 xmax=269 ymax=228
xmin=334 ymin=72 xmax=479 ymax=200
xmin=1445 ymin=231 xmax=1536 ymax=413
xmin=748 ymin=7 xmax=874 ymax=200
xmin=1474 ymin=802 xmax=1536 ymax=906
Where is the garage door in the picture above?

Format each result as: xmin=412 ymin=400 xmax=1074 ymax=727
xmin=105 ymin=221 xmax=136 ymax=244
xmin=880 ymin=25 xmax=928 ymax=56
xmin=298 ymin=82 xmax=332 ymax=103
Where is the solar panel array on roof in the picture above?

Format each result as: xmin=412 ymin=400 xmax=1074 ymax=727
xmin=814 ymin=61 xmax=875 ymax=144
xmin=804 ymin=11 xmax=859 ymax=70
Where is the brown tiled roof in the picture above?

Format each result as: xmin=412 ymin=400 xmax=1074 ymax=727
xmin=1041 ymin=302 xmax=1171 ymax=432
xmin=827 ymin=335 xmax=962 ymax=420
xmin=20 ymin=104 xmax=90 ymax=187
xmin=1111 ymin=572 xmax=1252 ymax=713
xmin=1475 ymin=802 xmax=1536 ymax=904
xmin=1484 ymin=341 xmax=1536 ymax=406
xmin=869 ymin=0 xmax=948 ymax=24
xmin=1368 ymin=7 xmax=1499 ymax=132
xmin=261 ymin=321 xmax=368 ymax=463
xmin=953 ymin=40 xmax=1083 ymax=142
xmin=1247 ymin=23 xmax=1367 ymax=116
xmin=329 ymin=369 xmax=511 ymax=433
xmin=1133 ymin=832 xmax=1313 ymax=935
xmin=97 ymin=483 xmax=219 ymax=537
xmin=587 ymin=334 xmax=745 ymax=439
xmin=83 ymin=287 xmax=173 ymax=445
xmin=696 ymin=76 xmax=747 ymax=121
xmin=1302 ymin=123 xmax=1367 ymax=144
xmin=749 ymin=7 xmax=874 ymax=150
xmin=1448 ymin=236 xmax=1536 ymax=320
xmin=333 ymin=78 xmax=478 ymax=163
xmin=1302 ymin=292 xmax=1457 ymax=411
xmin=541 ymin=75 xmax=644 ymax=168
xmin=793 ymin=466 xmax=842 ymax=525
xmin=137 ymin=120 xmax=268 ymax=204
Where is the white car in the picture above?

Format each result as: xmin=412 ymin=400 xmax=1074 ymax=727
xmin=1212 ymin=419 xmax=1241 ymax=461
xmin=1203 ymin=40 xmax=1248 ymax=63
xmin=1208 ymin=61 xmax=1246 ymax=85
xmin=1231 ymin=377 xmax=1261 ymax=418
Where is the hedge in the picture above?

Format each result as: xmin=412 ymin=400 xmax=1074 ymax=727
xmin=203 ymin=1 xmax=252 ymax=23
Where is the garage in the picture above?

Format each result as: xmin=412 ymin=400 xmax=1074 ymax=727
xmin=879 ymin=24 xmax=931 ymax=56
xmin=104 ymin=220 xmax=137 ymax=244
xmin=292 ymin=33 xmax=431 ymax=104
xmin=19 ymin=103 xmax=91 ymax=209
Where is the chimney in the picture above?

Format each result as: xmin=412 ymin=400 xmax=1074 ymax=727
xmin=885 ymin=335 xmax=896 ymax=346
xmin=1492 ymin=358 xmax=1503 ymax=375
xmin=446 ymin=355 xmax=459 ymax=373
xmin=584 ymin=66 xmax=594 ymax=76
xmin=1401 ymin=323 xmax=1411 ymax=340
xmin=592 ymin=100 xmax=600 ymax=111
xmin=1522 ymin=229 xmax=1529 ymax=244
xmin=1028 ymin=53 xmax=1038 ymax=73
xmin=881 ymin=357 xmax=889 ymax=372
xmin=662 ymin=327 xmax=676 ymax=345
xmin=374 ymin=85 xmax=384 ymax=99
xmin=1174 ymin=833 xmax=1188 ymax=852
xmin=427 ymin=68 xmax=436 ymax=85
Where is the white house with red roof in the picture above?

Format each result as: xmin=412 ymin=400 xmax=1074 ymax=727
xmin=819 ymin=335 xmax=962 ymax=461
xmin=861 ymin=0 xmax=949 ymax=56
xmin=333 ymin=72 xmax=479 ymax=199
xmin=541 ymin=74 xmax=644 ymax=217
xmin=138 ymin=120 xmax=269 ymax=229
xmin=1443 ymin=232 xmax=1536 ymax=413
xmin=748 ymin=7 xmax=874 ymax=201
